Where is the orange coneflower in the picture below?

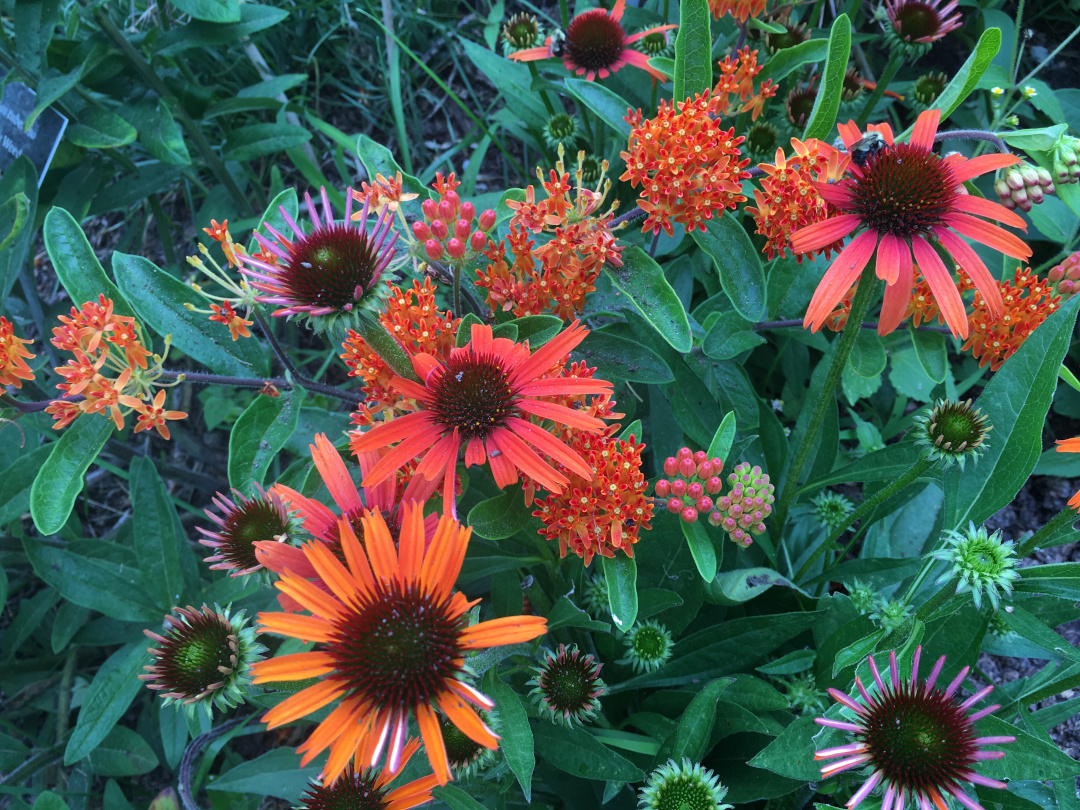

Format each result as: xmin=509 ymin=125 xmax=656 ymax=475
xmin=792 ymin=109 xmax=1031 ymax=339
xmin=508 ymin=0 xmax=676 ymax=82
xmin=297 ymin=739 xmax=438 ymax=810
xmin=350 ymin=322 xmax=612 ymax=507
xmin=251 ymin=504 xmax=547 ymax=785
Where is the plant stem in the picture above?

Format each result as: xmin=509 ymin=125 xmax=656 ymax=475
xmin=933 ymin=129 xmax=1010 ymax=154
xmin=914 ymin=584 xmax=954 ymax=620
xmin=558 ymin=0 xmax=570 ymax=28
xmin=1017 ymin=504 xmax=1079 ymax=557
xmin=773 ymin=266 xmax=878 ymax=536
xmin=856 ymin=50 xmax=902 ymax=127
xmin=527 ymin=62 xmax=557 ymax=117
xmin=795 ymin=457 xmax=934 ymax=582
xmin=1016 ymin=23 xmax=1080 ymax=88
xmin=611 ymin=207 xmax=647 ymax=228
xmin=1010 ymin=0 xmax=1027 ymax=85
xmin=453 ymin=262 xmax=462 ymax=319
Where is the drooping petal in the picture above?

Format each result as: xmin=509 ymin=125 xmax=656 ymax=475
xmin=950 ymin=194 xmax=1027 ymax=229
xmin=804 ymin=230 xmax=879 ymax=331
xmin=933 ymin=227 xmax=1004 ymax=320
xmin=261 ymin=679 xmax=345 ymax=728
xmin=948 ymin=152 xmax=1022 ymax=184
xmin=911 ymin=236 xmax=968 ymax=339
xmin=415 ymin=702 xmax=452 ymax=785
xmin=791 ymin=214 xmax=863 ymax=254
xmin=311 ymin=433 xmax=364 ymax=516
xmin=943 ymin=213 xmax=1032 ymax=260
xmin=436 ymin=690 xmax=500 ymax=748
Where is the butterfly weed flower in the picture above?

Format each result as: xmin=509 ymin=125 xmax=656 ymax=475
xmin=298 ymin=740 xmax=438 ymax=810
xmin=529 ymin=644 xmax=606 ymax=727
xmin=198 ymin=486 xmax=295 ymax=577
xmin=141 ymin=605 xmax=264 ymax=718
xmin=708 ymin=0 xmax=766 ymax=22
xmin=237 ymin=188 xmax=398 ymax=333
xmin=964 ymin=268 xmax=1061 ymax=370
xmin=913 ymin=399 xmax=991 ymax=470
xmin=931 ymin=523 xmax=1019 ymax=610
xmin=440 ymin=709 xmax=501 ymax=779
xmin=507 ymin=0 xmax=676 ymax=82
xmin=639 ymin=759 xmax=732 ymax=810
xmin=186 ymin=223 xmax=257 ymax=341
xmin=0 ymin=316 xmax=35 ymax=388
xmin=792 ymin=110 xmax=1031 ymax=339
xmin=408 ymin=172 xmax=496 ymax=268
xmin=252 ymin=504 xmax=547 ymax=786
xmin=621 ymin=620 xmax=674 ymax=674
xmin=815 ymin=647 xmax=1015 ymax=810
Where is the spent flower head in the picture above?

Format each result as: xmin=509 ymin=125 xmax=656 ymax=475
xmin=529 ymin=644 xmax=606 ymax=726
xmin=931 ymin=522 xmax=1019 ymax=609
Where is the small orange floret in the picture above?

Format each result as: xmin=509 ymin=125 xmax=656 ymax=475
xmin=0 ymin=316 xmax=36 ymax=388
xmin=209 ymin=301 xmax=254 ymax=341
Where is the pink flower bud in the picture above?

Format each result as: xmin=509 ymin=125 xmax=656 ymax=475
xmin=478 ymin=209 xmax=496 ymax=231
xmin=681 ymin=507 xmax=699 ymax=524
xmin=705 ymin=476 xmax=723 ymax=495
xmin=470 ymin=231 xmax=488 ymax=252
xmin=412 ymin=221 xmax=432 ymax=241
xmin=693 ymin=450 xmax=708 ymax=465
xmin=437 ymin=200 xmax=456 ymax=223
xmin=654 ymin=479 xmax=671 ymax=498
xmin=430 ymin=219 xmax=449 ymax=240
xmin=671 ymin=479 xmax=687 ymax=497
xmin=424 ymin=239 xmax=443 ymax=261
xmin=460 ymin=202 xmax=475 ymax=223
xmin=1006 ymin=167 xmax=1025 ymax=190
xmin=677 ymin=447 xmax=693 ymax=460
xmin=443 ymin=190 xmax=460 ymax=211
xmin=697 ymin=461 xmax=713 ymax=479
xmin=663 ymin=457 xmax=678 ymax=476
xmin=666 ymin=498 xmax=683 ymax=515
xmin=678 ymin=458 xmax=696 ymax=478
xmin=1049 ymin=266 xmax=1066 ymax=283
xmin=421 ymin=198 xmax=438 ymax=221
xmin=723 ymin=517 xmax=737 ymax=531
xmin=709 ymin=511 xmax=723 ymax=527
xmin=447 ymin=238 xmax=466 ymax=259
xmin=455 ymin=219 xmax=471 ymax=240
xmin=994 ymin=178 xmax=1011 ymax=201
xmin=710 ymin=457 xmax=723 ymax=472
xmin=696 ymin=496 xmax=713 ymax=513
xmin=687 ymin=482 xmax=704 ymax=500
xmin=719 ymin=496 xmax=732 ymax=510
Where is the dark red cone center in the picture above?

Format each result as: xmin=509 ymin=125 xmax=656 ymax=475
xmin=565 ymin=9 xmax=627 ymax=72
xmin=220 ymin=499 xmax=290 ymax=570
xmin=285 ymin=224 xmax=381 ymax=311
xmin=894 ymin=2 xmax=943 ymax=41
xmin=300 ymin=768 xmax=388 ymax=810
xmin=847 ymin=143 xmax=956 ymax=238
xmin=427 ymin=352 xmax=521 ymax=442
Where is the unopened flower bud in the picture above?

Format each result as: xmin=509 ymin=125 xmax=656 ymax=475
xmin=709 ymin=511 xmax=723 ymax=527
xmin=459 ymin=202 xmax=475 ymax=223
xmin=454 ymin=219 xmax=471 ymax=240
xmin=994 ymin=178 xmax=1011 ymax=201
xmin=425 ymin=239 xmax=443 ymax=261
xmin=655 ymin=479 xmax=671 ymax=498
xmin=430 ymin=219 xmax=449 ymax=240
xmin=412 ymin=221 xmax=432 ymax=241
xmin=681 ymin=507 xmax=699 ymax=524
xmin=663 ymin=457 xmax=678 ymax=476
xmin=470 ymin=231 xmax=488 ymax=252
xmin=678 ymin=458 xmax=696 ymax=478
xmin=705 ymin=476 xmax=723 ymax=495
xmin=671 ymin=479 xmax=687 ymax=497
xmin=478 ymin=209 xmax=496 ymax=231
xmin=443 ymin=190 xmax=461 ymax=211
xmin=438 ymin=200 xmax=456 ymax=222
xmin=697 ymin=461 xmax=713 ymax=478
xmin=696 ymin=496 xmax=713 ymax=513
xmin=421 ymin=198 xmax=438 ymax=221
xmin=447 ymin=238 xmax=467 ymax=259
xmin=687 ymin=482 xmax=704 ymax=500
xmin=667 ymin=498 xmax=683 ymax=515
xmin=693 ymin=450 xmax=708 ymax=465
xmin=677 ymin=447 xmax=693 ymax=460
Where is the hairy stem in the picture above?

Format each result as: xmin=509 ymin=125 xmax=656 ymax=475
xmin=933 ymin=129 xmax=1011 ymax=154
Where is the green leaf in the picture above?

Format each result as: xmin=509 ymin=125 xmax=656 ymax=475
xmin=66 ymin=643 xmax=147 ymax=765
xmin=169 ymin=0 xmax=240 ymax=22
xmin=44 ymin=208 xmax=133 ymax=316
xmin=977 ymin=715 xmax=1080 ymax=781
xmin=702 ymin=311 xmax=766 ymax=360
xmin=802 ymin=14 xmax=851 ymax=141
xmin=709 ymin=568 xmax=807 ymax=605
xmin=431 ymin=787 xmax=487 ymax=810
xmin=603 ymin=247 xmax=691 ymax=352
xmin=228 ymin=389 xmax=306 ymax=491
xmin=910 ymin=328 xmax=948 ymax=383
xmin=848 ymin=330 xmax=886 ymax=377
xmin=999 ymin=124 xmax=1069 ymax=152
xmin=532 ymin=724 xmax=645 ymax=782
xmin=682 ymin=519 xmax=718 ymax=582
xmin=223 ymin=123 xmax=312 ymax=161
xmin=563 ymin=78 xmax=633 ymax=140
xmin=467 ymin=490 xmax=533 ymax=540
xmin=833 ymin=630 xmax=885 ymax=676
xmin=0 ymin=443 xmax=53 ymax=526
xmin=903 ymin=27 xmax=1001 ymax=136
xmin=32 ymin=793 xmax=69 ymax=810
xmin=27 ymin=67 xmax=83 ymax=130
xmin=574 ymin=330 xmax=673 ymax=383
xmin=250 ymin=188 xmax=299 ymax=254
xmin=748 ymin=716 xmax=821 ymax=781
xmin=707 ymin=411 xmax=736 ymax=464
xmin=603 ymin=554 xmax=638 ymax=631
xmin=30 ymin=417 xmax=113 ymax=535
xmin=483 ymin=670 xmax=534 ymax=801
xmin=131 ymin=457 xmax=185 ymax=612
xmin=546 ymin=596 xmax=610 ymax=632
xmin=802 ymin=441 xmax=923 ymax=490
xmin=136 ymin=101 xmax=191 ymax=166
xmin=761 ymin=38 xmax=829 ymax=81
xmin=355 ymin=312 xmax=419 ymax=381
xmin=691 ymin=215 xmax=768 ymax=322
xmin=87 ymin=727 xmax=159 ymax=777
xmin=22 ymin=538 xmax=158 ymax=621
xmin=1015 ymin=563 xmax=1080 ymax=601
xmin=210 ymin=748 xmax=319 ymax=801
xmin=673 ymin=0 xmax=711 ymax=102
xmin=671 ymin=678 xmax=731 ymax=761
xmin=355 ymin=135 xmax=428 ymax=201
xmin=66 ymin=108 xmax=138 ymax=149
xmin=458 ymin=40 xmax=547 ymax=130
xmin=511 ymin=314 xmax=563 ymax=347
xmin=113 ymin=252 xmax=268 ymax=377
xmin=949 ymin=295 xmax=1080 ymax=530
xmin=756 ymin=649 xmax=816 ymax=675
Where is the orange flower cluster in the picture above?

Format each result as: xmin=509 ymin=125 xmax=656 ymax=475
xmin=621 ymin=50 xmax=774 ymax=236
xmin=355 ymin=171 xmax=419 ymax=219
xmin=709 ymin=0 xmax=767 ymax=22
xmin=341 ymin=278 xmax=459 ymax=429
xmin=47 ymin=296 xmax=186 ymax=438
xmin=189 ymin=220 xmax=258 ymax=341
xmin=533 ymin=433 xmax=652 ymax=566
xmin=746 ymin=138 xmax=851 ymax=262
xmin=963 ymin=267 xmax=1061 ymax=371
xmin=476 ymin=149 xmax=622 ymax=319
xmin=0 ymin=317 xmax=35 ymax=388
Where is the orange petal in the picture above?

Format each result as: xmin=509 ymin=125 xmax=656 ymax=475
xmin=459 ymin=615 xmax=548 ymax=649
xmin=297 ymin=699 xmax=365 ymax=763
xmin=415 ymin=703 xmax=452 ymax=786
xmin=492 ymin=428 xmax=569 ymax=494
xmin=262 ymin=679 xmax=345 ymax=728
xmin=803 ymin=231 xmax=879 ymax=331
xmin=276 ymin=572 xmax=347 ymax=620
xmin=421 ymin=514 xmax=471 ymax=601
xmin=909 ymin=109 xmax=941 ymax=151
xmin=1057 ymin=437 xmax=1080 ymax=452
xmin=257 ymin=612 xmax=336 ymax=643
xmin=396 ymin=502 xmax=425 ymax=584
xmin=251 ymin=651 xmax=336 ymax=683
xmin=910 ymin=236 xmax=968 ymax=340
xmin=436 ymin=690 xmax=499 ymax=748
xmin=306 ymin=536 xmax=366 ymax=606
xmin=339 ymin=518 xmax=378 ymax=594
xmin=362 ymin=508 xmax=399 ymax=584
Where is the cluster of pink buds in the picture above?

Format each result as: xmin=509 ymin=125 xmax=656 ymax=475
xmin=412 ymin=172 xmax=496 ymax=263
xmin=654 ymin=447 xmax=725 ymax=525
xmin=994 ymin=163 xmax=1055 ymax=212
xmin=1048 ymin=252 xmax=1080 ymax=298
xmin=1051 ymin=135 xmax=1080 ymax=184
xmin=709 ymin=462 xmax=775 ymax=547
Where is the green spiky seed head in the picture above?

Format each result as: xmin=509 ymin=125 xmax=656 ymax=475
xmin=440 ymin=708 xmax=500 ymax=778
xmin=913 ymin=72 xmax=949 ymax=107
xmin=636 ymin=28 xmax=672 ymax=56
xmin=529 ymin=644 xmax=606 ymax=726
xmin=811 ymin=490 xmax=855 ymax=529
xmin=779 ymin=672 xmax=827 ymax=715
xmin=577 ymin=153 xmax=603 ymax=183
xmin=846 ymin=578 xmax=878 ymax=615
xmin=583 ymin=571 xmax=610 ymax=619
xmin=502 ymin=12 xmax=541 ymax=51
xmin=913 ymin=399 xmax=991 ymax=470
xmin=621 ymin=620 xmax=673 ymax=674
xmin=869 ymin=597 xmax=913 ymax=636
xmin=841 ymin=68 xmax=865 ymax=102
xmin=544 ymin=113 xmax=583 ymax=150
xmin=931 ymin=522 xmax=1019 ymax=610
xmin=765 ymin=20 xmax=809 ymax=53
xmin=745 ymin=122 xmax=780 ymax=160
xmin=638 ymin=759 xmax=732 ymax=810
xmin=140 ymin=604 xmax=264 ymax=718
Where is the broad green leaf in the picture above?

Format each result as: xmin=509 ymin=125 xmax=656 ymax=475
xmin=87 ymin=727 xmax=159 ymax=777
xmin=673 ymin=0 xmax=711 ymax=102
xmin=431 ymin=787 xmax=487 ymax=810
xmin=66 ymin=108 xmax=137 ymax=149
xmin=355 ymin=135 xmax=428 ymax=201
xmin=1000 ymin=124 xmax=1069 ymax=152
xmin=707 ymin=412 xmax=736 ymax=464
xmin=604 ymin=247 xmax=691 ymax=352
xmin=355 ymin=312 xmax=418 ymax=381
xmin=249 ymin=188 xmax=299 ymax=255
xmin=458 ymin=40 xmax=547 ymax=129
xmin=159 ymin=704 xmax=187 ymax=770
xmin=977 ymin=716 xmax=1080 ymax=781
xmin=1015 ymin=563 xmax=1080 ymax=601
xmin=533 ymin=724 xmax=644 ymax=782
xmin=671 ymin=678 xmax=730 ymax=761
xmin=748 ymin=716 xmax=821 ymax=781
xmin=802 ymin=440 xmax=924 ymax=490
xmin=702 ymin=311 xmax=766 ymax=360
xmin=22 ymin=538 xmax=158 ymax=621
xmin=563 ymin=78 xmax=633 ymax=140
xmin=154 ymin=6 xmax=287 ymax=57
xmin=0 ymin=157 xmax=37 ymax=305
xmin=692 ymin=216 xmax=768 ymax=322
xmin=240 ymin=74 xmax=307 ymax=99
xmin=848 ymin=330 xmax=886 ymax=377
xmin=762 ymin=38 xmax=829 ymax=82
xmin=682 ymin=520 xmax=718 ymax=582
xmin=511 ymin=314 xmax=563 ymax=347
xmin=32 ymin=793 xmax=69 ymax=810
xmin=224 ymin=123 xmax=311 ymax=161
xmin=210 ymin=748 xmax=319 ymax=800
xmin=44 ymin=207 xmax=133 ymax=316
xmin=574 ymin=330 xmax=674 ymax=383
xmin=0 ymin=443 xmax=53 ymax=526
xmin=169 ymin=0 xmax=240 ymax=22
xmin=27 ymin=67 xmax=82 ymax=129
xmin=66 ymin=643 xmax=147 ymax=764
xmin=910 ymin=328 xmax=948 ymax=383
xmin=603 ymin=554 xmax=638 ymax=630
xmin=467 ymin=490 xmax=534 ymax=540
xmin=483 ymin=670 xmax=534 ymax=800
xmin=545 ymin=596 xmax=610 ymax=632
xmin=134 ymin=101 xmax=191 ymax=166
xmin=949 ymin=295 xmax=1080 ymax=530
xmin=802 ymin=14 xmax=851 ymax=141
xmin=0 ymin=732 xmax=29 ymax=772
xmin=1000 ymin=605 xmax=1080 ymax=663
xmin=30 ymin=417 xmax=113 ymax=535
xmin=756 ymin=649 xmax=816 ymax=675
xmin=648 ymin=56 xmax=675 ymax=79
xmin=131 ymin=458 xmax=185 ymax=611
xmin=113 ymin=252 xmax=268 ymax=378
xmin=228 ymin=389 xmax=306 ymax=491
xmin=103 ymin=780 xmax=134 ymax=810
xmin=708 ymin=568 xmax=807 ymax=605
xmin=833 ymin=630 xmax=885 ymax=676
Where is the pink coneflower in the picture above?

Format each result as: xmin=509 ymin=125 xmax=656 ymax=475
xmin=507 ymin=0 xmax=676 ymax=82
xmin=791 ymin=109 xmax=1030 ymax=339
xmin=886 ymin=0 xmax=962 ymax=47
xmin=238 ymin=188 xmax=397 ymax=329
xmin=815 ymin=646 xmax=1014 ymax=810
xmin=197 ymin=486 xmax=293 ymax=577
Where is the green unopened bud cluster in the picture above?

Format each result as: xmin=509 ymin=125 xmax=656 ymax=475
xmin=1051 ymin=134 xmax=1080 ymax=185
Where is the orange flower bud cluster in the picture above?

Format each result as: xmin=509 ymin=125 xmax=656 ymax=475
xmin=1048 ymin=251 xmax=1080 ymax=297
xmin=409 ymin=172 xmax=496 ymax=265
xmin=477 ymin=148 xmax=622 ymax=319
xmin=534 ymin=433 xmax=653 ymax=567
xmin=746 ymin=137 xmax=851 ymax=262
xmin=0 ymin=316 xmax=35 ymax=388
xmin=621 ymin=50 xmax=774 ymax=237
xmin=46 ymin=296 xmax=185 ymax=437
xmin=963 ymin=267 xmax=1061 ymax=371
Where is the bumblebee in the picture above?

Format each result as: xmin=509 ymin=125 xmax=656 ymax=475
xmin=849 ymin=131 xmax=887 ymax=168
xmin=549 ymin=28 xmax=567 ymax=57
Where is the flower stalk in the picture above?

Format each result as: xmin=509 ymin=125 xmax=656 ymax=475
xmin=856 ymin=50 xmax=902 ymax=127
